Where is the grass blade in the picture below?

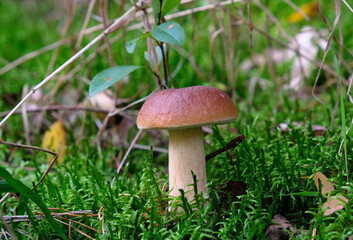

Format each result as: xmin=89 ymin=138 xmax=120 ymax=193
xmin=0 ymin=180 xmax=19 ymax=193
xmin=334 ymin=54 xmax=348 ymax=181
xmin=0 ymin=166 xmax=68 ymax=240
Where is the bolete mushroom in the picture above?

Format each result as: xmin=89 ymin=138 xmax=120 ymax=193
xmin=137 ymin=86 xmax=237 ymax=201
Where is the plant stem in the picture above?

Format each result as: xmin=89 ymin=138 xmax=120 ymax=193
xmin=157 ymin=0 xmax=163 ymax=25
xmin=155 ymin=0 xmax=170 ymax=87
xmin=159 ymin=43 xmax=169 ymax=87
xmin=335 ymin=54 xmax=348 ymax=181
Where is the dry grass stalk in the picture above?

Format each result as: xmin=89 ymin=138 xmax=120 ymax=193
xmin=0 ymin=6 xmax=137 ymax=128
xmin=342 ymin=0 xmax=353 ymax=13
xmin=55 ymin=219 xmax=95 ymax=239
xmin=21 ymin=85 xmax=32 ymax=146
xmin=46 ymin=0 xmax=77 ymax=76
xmin=0 ymin=140 xmax=59 ymax=188
xmin=312 ymin=0 xmax=341 ymax=105
xmin=0 ymin=38 xmax=72 ymax=76
xmin=76 ymin=0 xmax=97 ymax=49
xmin=110 ymin=129 xmax=143 ymax=186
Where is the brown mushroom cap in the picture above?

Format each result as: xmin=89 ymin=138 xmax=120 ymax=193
xmin=137 ymin=86 xmax=237 ymax=130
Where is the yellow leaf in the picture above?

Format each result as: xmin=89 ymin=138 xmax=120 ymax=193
xmin=314 ymin=172 xmax=335 ymax=195
xmin=42 ymin=120 xmax=66 ymax=164
xmin=214 ymin=83 xmax=228 ymax=91
xmin=287 ymin=2 xmax=317 ymax=23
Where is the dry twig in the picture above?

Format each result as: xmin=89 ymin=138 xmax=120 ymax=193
xmin=0 ymin=140 xmax=58 ymax=188
xmin=0 ymin=6 xmax=137 ymax=128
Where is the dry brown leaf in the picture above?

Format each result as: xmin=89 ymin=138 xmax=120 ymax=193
xmin=322 ymin=194 xmax=348 ymax=216
xmin=42 ymin=120 xmax=66 ymax=164
xmin=314 ymin=172 xmax=335 ymax=195
xmin=266 ymin=214 xmax=301 ymax=239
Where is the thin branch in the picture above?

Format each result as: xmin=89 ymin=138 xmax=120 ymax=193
xmin=0 ymin=0 xmax=240 ymax=79
xmin=282 ymin=0 xmax=310 ymax=21
xmin=111 ymin=129 xmax=143 ymax=186
xmin=21 ymin=85 xmax=31 ymax=146
xmin=156 ymin=0 xmax=170 ymax=87
xmin=312 ymin=0 xmax=341 ymax=105
xmin=92 ymin=93 xmax=150 ymax=145
xmin=100 ymin=0 xmax=116 ymax=67
xmin=0 ymin=193 xmax=10 ymax=204
xmin=57 ymin=216 xmax=98 ymax=232
xmin=45 ymin=0 xmax=76 ymax=76
xmin=253 ymin=0 xmax=291 ymax=42
xmin=2 ymin=210 xmax=94 ymax=224
xmin=247 ymin=24 xmax=338 ymax=78
xmin=55 ymin=219 xmax=94 ymax=240
xmin=75 ymin=0 xmax=97 ymax=49
xmin=132 ymin=143 xmax=168 ymax=153
xmin=206 ymin=135 xmax=246 ymax=161
xmin=0 ymin=140 xmax=58 ymax=188
xmin=342 ymin=0 xmax=353 ymax=13
xmin=0 ymin=105 xmax=123 ymax=119
xmin=0 ymin=209 xmax=17 ymax=240
xmin=0 ymin=6 xmax=137 ymax=128
xmin=0 ymin=38 xmax=72 ymax=76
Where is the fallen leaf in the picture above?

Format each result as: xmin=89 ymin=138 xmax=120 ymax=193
xmin=266 ymin=214 xmax=301 ymax=239
xmin=314 ymin=172 xmax=335 ymax=195
xmin=89 ymin=91 xmax=115 ymax=111
xmin=322 ymin=194 xmax=348 ymax=216
xmin=312 ymin=173 xmax=350 ymax=227
xmin=42 ymin=120 xmax=66 ymax=164
xmin=311 ymin=124 xmax=327 ymax=136
xmin=87 ymin=90 xmax=120 ymax=127
xmin=287 ymin=2 xmax=317 ymax=23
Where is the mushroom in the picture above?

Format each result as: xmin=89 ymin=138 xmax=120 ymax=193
xmin=137 ymin=86 xmax=237 ymax=202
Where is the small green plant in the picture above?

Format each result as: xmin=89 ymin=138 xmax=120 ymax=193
xmin=0 ymin=165 xmax=68 ymax=240
xmin=89 ymin=0 xmax=185 ymax=97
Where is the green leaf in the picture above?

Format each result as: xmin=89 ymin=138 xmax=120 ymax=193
xmin=125 ymin=38 xmax=140 ymax=54
xmin=125 ymin=33 xmax=151 ymax=54
xmin=152 ymin=0 xmax=161 ymax=22
xmin=291 ymin=192 xmax=319 ymax=197
xmin=0 ymin=166 xmax=68 ymax=240
xmin=89 ymin=66 xmax=141 ymax=98
xmin=0 ymin=180 xmax=19 ymax=193
xmin=161 ymin=0 xmax=181 ymax=18
xmin=151 ymin=22 xmax=184 ymax=46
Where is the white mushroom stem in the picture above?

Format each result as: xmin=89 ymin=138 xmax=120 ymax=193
xmin=168 ymin=127 xmax=208 ymax=201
